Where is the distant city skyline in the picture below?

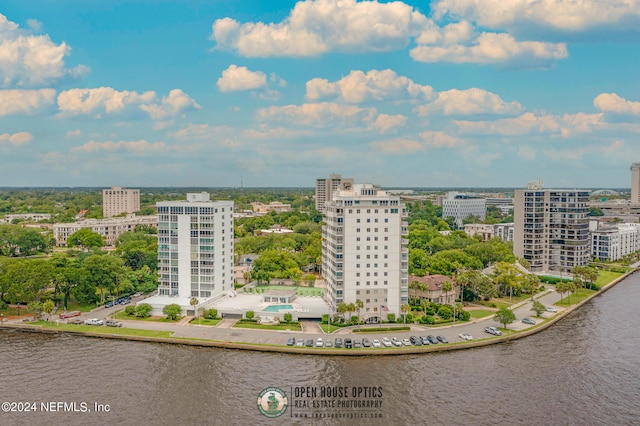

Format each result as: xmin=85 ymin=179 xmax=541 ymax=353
xmin=1 ymin=1 xmax=639 ymax=188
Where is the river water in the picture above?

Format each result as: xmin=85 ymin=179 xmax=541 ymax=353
xmin=1 ymin=273 xmax=639 ymax=426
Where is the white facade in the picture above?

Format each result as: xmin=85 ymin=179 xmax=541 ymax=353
xmin=321 ymin=183 xmax=408 ymax=320
xmin=103 ymin=186 xmax=140 ymax=218
xmin=631 ymin=162 xmax=640 ymax=206
xmin=156 ymin=193 xmax=234 ymax=302
xmin=591 ymin=222 xmax=640 ymax=261
xmin=442 ymin=192 xmax=486 ymax=229
xmin=315 ymin=174 xmax=354 ymax=212
xmin=54 ymin=215 xmax=157 ymax=246
xmin=514 ymin=186 xmax=590 ymax=272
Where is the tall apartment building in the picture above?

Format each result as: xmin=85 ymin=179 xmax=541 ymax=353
xmin=442 ymin=192 xmax=486 ymax=229
xmin=315 ymin=174 xmax=354 ymax=212
xmin=514 ymin=182 xmax=590 ymax=272
xmin=102 ymin=186 xmax=140 ymax=218
xmin=156 ymin=193 xmax=234 ymax=301
xmin=631 ymin=162 xmax=640 ymax=205
xmin=321 ymin=183 xmax=408 ymax=321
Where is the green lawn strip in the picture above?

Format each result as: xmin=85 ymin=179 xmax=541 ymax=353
xmin=60 ymin=300 xmax=96 ymax=313
xmin=318 ymin=323 xmax=351 ymax=333
xmin=596 ymin=271 xmax=623 ymax=287
xmin=477 ymin=300 xmax=512 ymax=309
xmin=26 ymin=321 xmax=174 ymax=338
xmin=352 ymin=327 xmax=411 ymax=333
xmin=188 ymin=318 xmax=221 ymax=326
xmin=113 ymin=311 xmax=180 ymax=323
xmin=233 ymin=322 xmax=302 ymax=331
xmin=555 ymin=288 xmax=597 ymax=307
xmin=469 ymin=310 xmax=494 ymax=319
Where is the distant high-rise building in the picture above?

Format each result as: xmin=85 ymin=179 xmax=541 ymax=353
xmin=315 ymin=174 xmax=354 ymax=212
xmin=514 ymin=182 xmax=590 ymax=272
xmin=442 ymin=191 xmax=486 ymax=229
xmin=156 ymin=193 xmax=234 ymax=299
xmin=321 ymin=183 xmax=408 ymax=320
xmin=631 ymin=162 xmax=640 ymax=205
xmin=102 ymin=186 xmax=140 ymax=218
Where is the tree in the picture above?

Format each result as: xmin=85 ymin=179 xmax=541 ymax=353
xmin=457 ymin=270 xmax=496 ymax=301
xmin=493 ymin=307 xmax=516 ymax=329
xmin=355 ymin=299 xmax=364 ymax=330
xmin=67 ymin=228 xmax=104 ymax=250
xmin=42 ymin=300 xmax=55 ymax=321
xmin=163 ymin=304 xmax=182 ymax=320
xmin=204 ymin=308 xmax=218 ymax=320
xmin=523 ymin=274 xmax=542 ymax=301
xmin=336 ymin=302 xmax=348 ymax=322
xmin=442 ymin=280 xmax=453 ymax=303
xmin=245 ymin=310 xmax=255 ymax=320
xmin=82 ymin=254 xmax=127 ymax=303
xmin=437 ymin=305 xmax=453 ymax=320
xmin=492 ymin=262 xmax=524 ymax=298
xmin=531 ymin=301 xmax=546 ymax=317
xmin=401 ymin=303 xmax=411 ymax=324
xmin=190 ymin=297 xmax=199 ymax=316
xmin=135 ymin=303 xmax=152 ymax=318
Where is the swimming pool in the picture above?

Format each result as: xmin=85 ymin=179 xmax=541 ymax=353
xmin=262 ymin=304 xmax=294 ymax=312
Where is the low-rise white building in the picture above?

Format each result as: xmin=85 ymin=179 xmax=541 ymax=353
xmin=591 ymin=221 xmax=640 ymax=261
xmin=54 ymin=215 xmax=157 ymax=246
xmin=1 ymin=213 xmax=51 ymax=223
xmin=442 ymin=192 xmax=486 ymax=229
xmin=464 ymin=223 xmax=514 ymax=242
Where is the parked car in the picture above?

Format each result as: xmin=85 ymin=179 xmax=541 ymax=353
xmin=105 ymin=320 xmax=122 ymax=327
xmin=372 ymin=339 xmax=381 ymax=348
xmin=325 ymin=340 xmax=333 ymax=348
xmin=59 ymin=311 xmax=81 ymax=319
xmin=484 ymin=326 xmax=503 ymax=336
xmin=391 ymin=337 xmax=402 ymax=347
xmin=381 ymin=337 xmax=392 ymax=347
xmin=305 ymin=339 xmax=314 ymax=347
xmin=401 ymin=338 xmax=412 ymax=346
xmin=104 ymin=302 xmax=113 ymax=308
xmin=522 ymin=317 xmax=536 ymax=325
xmin=316 ymin=338 xmax=324 ymax=347
xmin=83 ymin=318 xmax=103 ymax=326
xmin=286 ymin=337 xmax=295 ymax=346
xmin=335 ymin=338 xmax=343 ymax=348
xmin=546 ymin=306 xmax=558 ymax=313
xmin=353 ymin=339 xmax=362 ymax=348
xmin=427 ymin=335 xmax=439 ymax=344
xmin=410 ymin=336 xmax=422 ymax=346
xmin=420 ymin=336 xmax=430 ymax=345
xmin=459 ymin=333 xmax=473 ymax=341
xmin=362 ymin=338 xmax=371 ymax=348
xmin=344 ymin=338 xmax=353 ymax=349
xmin=68 ymin=318 xmax=84 ymax=325
xmin=297 ymin=339 xmax=305 ymax=347
xmin=436 ymin=336 xmax=449 ymax=344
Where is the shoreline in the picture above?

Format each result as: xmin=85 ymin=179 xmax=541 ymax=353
xmin=1 ymin=268 xmax=636 ymax=356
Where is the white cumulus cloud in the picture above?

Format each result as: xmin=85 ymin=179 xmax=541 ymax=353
xmin=257 ymin=102 xmax=377 ymax=128
xmin=594 ymin=93 xmax=640 ymax=116
xmin=410 ymin=32 xmax=567 ymax=68
xmin=139 ymin=89 xmax=201 ymax=120
xmin=0 ymin=131 xmax=33 ymax=146
xmin=0 ymin=13 xmax=89 ymax=87
xmin=71 ymin=139 xmax=166 ymax=153
xmin=414 ymin=88 xmax=523 ymax=116
xmin=210 ymin=0 xmax=429 ymax=57
xmin=432 ymin=0 xmax=640 ymax=34
xmin=306 ymin=69 xmax=434 ymax=103
xmin=370 ymin=114 xmax=407 ymax=133
xmin=217 ymin=65 xmax=268 ymax=92
xmin=0 ymin=89 xmax=56 ymax=115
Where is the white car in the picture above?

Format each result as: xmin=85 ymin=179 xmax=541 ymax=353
xmin=391 ymin=337 xmax=402 ymax=347
xmin=316 ymin=338 xmax=323 ymax=347
xmin=401 ymin=338 xmax=411 ymax=346
xmin=459 ymin=333 xmax=473 ymax=341
xmin=83 ymin=318 xmax=103 ymax=326
xmin=546 ymin=306 xmax=558 ymax=313
xmin=381 ymin=337 xmax=392 ymax=347
xmin=372 ymin=339 xmax=381 ymax=348
xmin=484 ymin=326 xmax=502 ymax=336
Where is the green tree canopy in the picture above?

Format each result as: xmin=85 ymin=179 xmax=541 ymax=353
xmin=493 ymin=307 xmax=516 ymax=328
xmin=67 ymin=228 xmax=104 ymax=250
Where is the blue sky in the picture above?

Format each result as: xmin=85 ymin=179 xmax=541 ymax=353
xmin=1 ymin=0 xmax=639 ymax=188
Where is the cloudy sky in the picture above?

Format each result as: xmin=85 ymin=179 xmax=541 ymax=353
xmin=1 ymin=0 xmax=639 ymax=189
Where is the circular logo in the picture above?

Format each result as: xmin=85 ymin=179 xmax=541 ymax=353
xmin=257 ymin=387 xmax=288 ymax=418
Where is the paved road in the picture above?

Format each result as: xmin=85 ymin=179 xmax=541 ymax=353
xmin=35 ymin=287 xmax=567 ymax=348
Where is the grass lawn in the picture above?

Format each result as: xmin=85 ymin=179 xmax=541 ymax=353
xmin=252 ymin=285 xmax=323 ymax=297
xmin=469 ymin=309 xmax=494 ymax=319
xmin=478 ymin=300 xmax=512 ymax=310
xmin=27 ymin=321 xmax=174 ymax=338
xmin=189 ymin=318 xmax=221 ymax=326
xmin=233 ymin=321 xmax=302 ymax=331
xmin=113 ymin=311 xmax=180 ymax=323
xmin=555 ymin=288 xmax=597 ymax=307
xmin=318 ymin=323 xmax=351 ymax=333
xmin=61 ymin=300 xmax=96 ymax=313
xmin=596 ymin=270 xmax=624 ymax=287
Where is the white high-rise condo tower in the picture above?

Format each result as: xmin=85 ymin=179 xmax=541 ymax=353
xmin=631 ymin=162 xmax=640 ymax=205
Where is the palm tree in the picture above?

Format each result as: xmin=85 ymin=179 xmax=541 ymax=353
xmin=190 ymin=297 xmax=199 ymax=322
xmin=420 ymin=298 xmax=430 ymax=317
xmin=442 ymin=280 xmax=453 ymax=304
xmin=336 ymin=302 xmax=348 ymax=323
xmin=347 ymin=303 xmax=356 ymax=323
xmin=401 ymin=303 xmax=411 ymax=325
xmin=355 ymin=299 xmax=364 ymax=331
